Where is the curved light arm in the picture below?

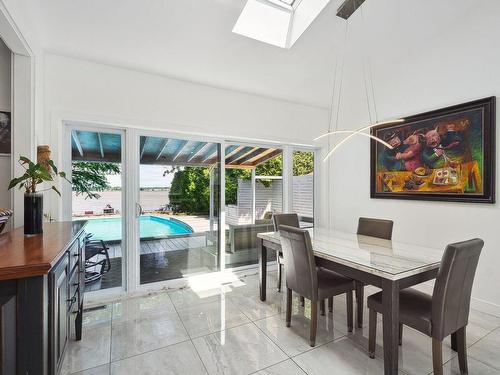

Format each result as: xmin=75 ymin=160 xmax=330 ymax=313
xmin=313 ymin=118 xmax=405 ymax=142
xmin=322 ymin=130 xmax=394 ymax=162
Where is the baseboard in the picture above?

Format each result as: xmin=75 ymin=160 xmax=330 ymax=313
xmin=471 ymin=297 xmax=500 ymax=318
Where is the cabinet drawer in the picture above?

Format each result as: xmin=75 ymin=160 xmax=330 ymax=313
xmin=68 ymin=267 xmax=79 ymax=309
xmin=68 ymin=240 xmax=80 ymax=271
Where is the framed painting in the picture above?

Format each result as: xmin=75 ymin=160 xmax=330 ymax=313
xmin=0 ymin=111 xmax=11 ymax=155
xmin=370 ymin=97 xmax=495 ymax=203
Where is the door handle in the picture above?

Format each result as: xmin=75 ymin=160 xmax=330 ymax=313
xmin=136 ymin=203 xmax=143 ymax=217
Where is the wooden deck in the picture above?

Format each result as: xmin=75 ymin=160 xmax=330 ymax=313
xmin=106 ymin=234 xmax=209 ymax=258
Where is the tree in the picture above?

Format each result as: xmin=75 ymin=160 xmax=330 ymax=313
xmin=167 ymin=151 xmax=314 ymax=214
xmin=72 ymin=161 xmax=120 ymax=199
xmin=169 ymin=167 xmax=211 ymax=214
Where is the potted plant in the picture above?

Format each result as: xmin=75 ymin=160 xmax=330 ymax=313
xmin=8 ymin=155 xmax=70 ymax=235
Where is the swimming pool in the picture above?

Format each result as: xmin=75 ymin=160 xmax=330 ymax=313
xmin=83 ymin=215 xmax=193 ymax=242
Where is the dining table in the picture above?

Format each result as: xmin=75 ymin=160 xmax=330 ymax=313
xmin=257 ymin=228 xmax=446 ymax=375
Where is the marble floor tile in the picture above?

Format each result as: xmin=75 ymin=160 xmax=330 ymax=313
xmin=356 ymin=322 xmax=456 ymax=375
xmin=112 ymin=292 xmax=176 ymax=323
xmin=469 ymin=328 xmax=500 ymax=371
xmin=255 ymin=360 xmax=306 ymax=375
xmin=464 ymin=309 xmax=500 ymax=346
xmin=227 ymin=289 xmax=286 ymax=321
xmin=61 ymin=324 xmax=112 ymax=374
xmin=227 ymin=273 xmax=280 ymax=297
xmin=168 ymin=286 xmax=228 ymax=309
xmin=254 ymin=313 xmax=345 ymax=356
xmin=293 ymin=337 xmax=399 ymax=375
xmin=110 ymin=341 xmax=208 ymax=375
xmin=69 ymin=364 xmax=110 ymax=375
xmin=441 ymin=356 xmax=500 ymax=375
xmin=111 ymin=311 xmax=189 ymax=361
xmin=192 ymin=323 xmax=288 ymax=375
xmin=177 ymin=298 xmax=250 ymax=338
xmin=82 ymin=305 xmax=113 ymax=328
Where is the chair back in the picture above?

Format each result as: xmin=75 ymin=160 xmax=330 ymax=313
xmin=278 ymin=225 xmax=317 ymax=300
xmin=431 ymin=238 xmax=484 ymax=340
xmin=357 ymin=217 xmax=393 ymax=240
xmin=273 ymin=213 xmax=300 ymax=231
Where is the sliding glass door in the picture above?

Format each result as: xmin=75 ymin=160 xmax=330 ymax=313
xmin=137 ymin=135 xmax=221 ymax=285
xmin=67 ymin=124 xmax=317 ymax=294
xmin=224 ymin=143 xmax=283 ymax=268
xmin=70 ymin=128 xmax=125 ymax=293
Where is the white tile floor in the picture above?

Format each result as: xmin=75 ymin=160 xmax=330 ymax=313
xmin=62 ymin=271 xmax=500 ymax=375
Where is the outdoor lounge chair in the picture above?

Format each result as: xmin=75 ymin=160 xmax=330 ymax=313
xmin=84 ymin=233 xmax=111 ymax=283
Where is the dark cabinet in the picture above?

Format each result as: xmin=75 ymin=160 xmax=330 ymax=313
xmin=0 ymin=293 xmax=16 ymax=375
xmin=49 ymin=253 xmax=70 ymax=374
xmin=0 ymin=221 xmax=87 ymax=375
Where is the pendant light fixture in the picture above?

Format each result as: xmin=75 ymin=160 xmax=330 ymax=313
xmin=315 ymin=3 xmax=404 ymax=162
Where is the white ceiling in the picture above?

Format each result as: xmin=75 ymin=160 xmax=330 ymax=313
xmin=24 ymin=0 xmax=480 ymax=108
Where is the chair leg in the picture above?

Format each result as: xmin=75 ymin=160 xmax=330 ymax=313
xmin=277 ymin=263 xmax=282 ymax=292
xmin=368 ymin=308 xmax=376 ymax=359
xmin=399 ymin=323 xmax=403 ymax=345
xmin=432 ymin=338 xmax=444 ymax=375
xmin=300 ymin=296 xmax=305 ymax=307
xmin=355 ymin=281 xmax=364 ymax=328
xmin=286 ymin=288 xmax=292 ymax=328
xmin=328 ymin=296 xmax=333 ymax=313
xmin=320 ymin=299 xmax=326 ymax=316
xmin=310 ymin=300 xmax=318 ymax=347
xmin=456 ymin=327 xmax=468 ymax=375
xmin=346 ymin=290 xmax=353 ymax=333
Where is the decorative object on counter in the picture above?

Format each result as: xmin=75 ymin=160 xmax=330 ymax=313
xmin=0 ymin=208 xmax=13 ymax=233
xmin=0 ymin=111 xmax=11 ymax=155
xmin=371 ymin=97 xmax=495 ymax=203
xmin=8 ymin=150 xmax=71 ymax=235
xmin=37 ymin=145 xmax=52 ymax=170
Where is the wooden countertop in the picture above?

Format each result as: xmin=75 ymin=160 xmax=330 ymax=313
xmin=0 ymin=221 xmax=87 ymax=281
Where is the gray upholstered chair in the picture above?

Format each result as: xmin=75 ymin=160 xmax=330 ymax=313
xmin=279 ymin=225 xmax=355 ymax=346
xmin=354 ymin=217 xmax=394 ymax=328
xmin=273 ymin=213 xmax=300 ymax=292
xmin=367 ymin=238 xmax=484 ymax=375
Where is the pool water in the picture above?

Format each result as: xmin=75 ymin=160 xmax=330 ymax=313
xmin=83 ymin=215 xmax=193 ymax=242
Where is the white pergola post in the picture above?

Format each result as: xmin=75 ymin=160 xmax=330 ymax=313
xmin=218 ymin=142 xmax=226 ymax=271
xmin=209 ymin=167 xmax=214 ymax=234
xmin=251 ymin=168 xmax=256 ymax=224
xmin=282 ymin=145 xmax=293 ymax=213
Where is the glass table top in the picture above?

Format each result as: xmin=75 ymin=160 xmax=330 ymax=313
xmin=258 ymin=229 xmax=445 ymax=280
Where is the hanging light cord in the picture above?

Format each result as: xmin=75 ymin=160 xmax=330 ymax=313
xmin=315 ymin=4 xmax=404 ymax=162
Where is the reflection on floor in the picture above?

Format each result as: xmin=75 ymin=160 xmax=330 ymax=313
xmin=65 ymin=271 xmax=500 ymax=375
xmin=86 ymin=237 xmax=275 ymax=292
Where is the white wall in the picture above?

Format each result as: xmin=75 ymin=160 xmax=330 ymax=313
xmin=0 ymin=38 xmax=11 ymax=225
xmin=327 ymin=1 xmax=500 ymax=316
xmin=42 ymin=53 xmax=329 ymax=220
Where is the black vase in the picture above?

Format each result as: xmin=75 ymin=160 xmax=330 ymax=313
xmin=24 ymin=193 xmax=43 ymax=235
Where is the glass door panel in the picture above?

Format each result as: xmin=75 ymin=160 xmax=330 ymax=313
xmin=138 ymin=135 xmax=220 ymax=284
xmin=292 ymin=150 xmax=314 ymax=228
xmin=224 ymin=144 xmax=283 ymax=268
xmin=71 ymin=129 xmax=124 ymax=292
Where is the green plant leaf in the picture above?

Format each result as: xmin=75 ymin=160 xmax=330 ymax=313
xmin=47 ymin=159 xmax=58 ymax=174
xmin=51 ymin=186 xmax=61 ymax=196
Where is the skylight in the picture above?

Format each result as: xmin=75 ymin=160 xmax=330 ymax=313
xmin=233 ymin=0 xmax=332 ymax=49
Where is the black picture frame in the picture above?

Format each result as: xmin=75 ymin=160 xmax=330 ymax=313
xmin=370 ymin=97 xmax=495 ymax=203
xmin=0 ymin=111 xmax=11 ymax=155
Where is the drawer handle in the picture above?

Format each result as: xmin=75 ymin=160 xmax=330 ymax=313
xmin=67 ymin=296 xmax=77 ymax=304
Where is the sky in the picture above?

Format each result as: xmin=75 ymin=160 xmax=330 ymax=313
xmin=106 ymin=165 xmax=176 ymax=188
